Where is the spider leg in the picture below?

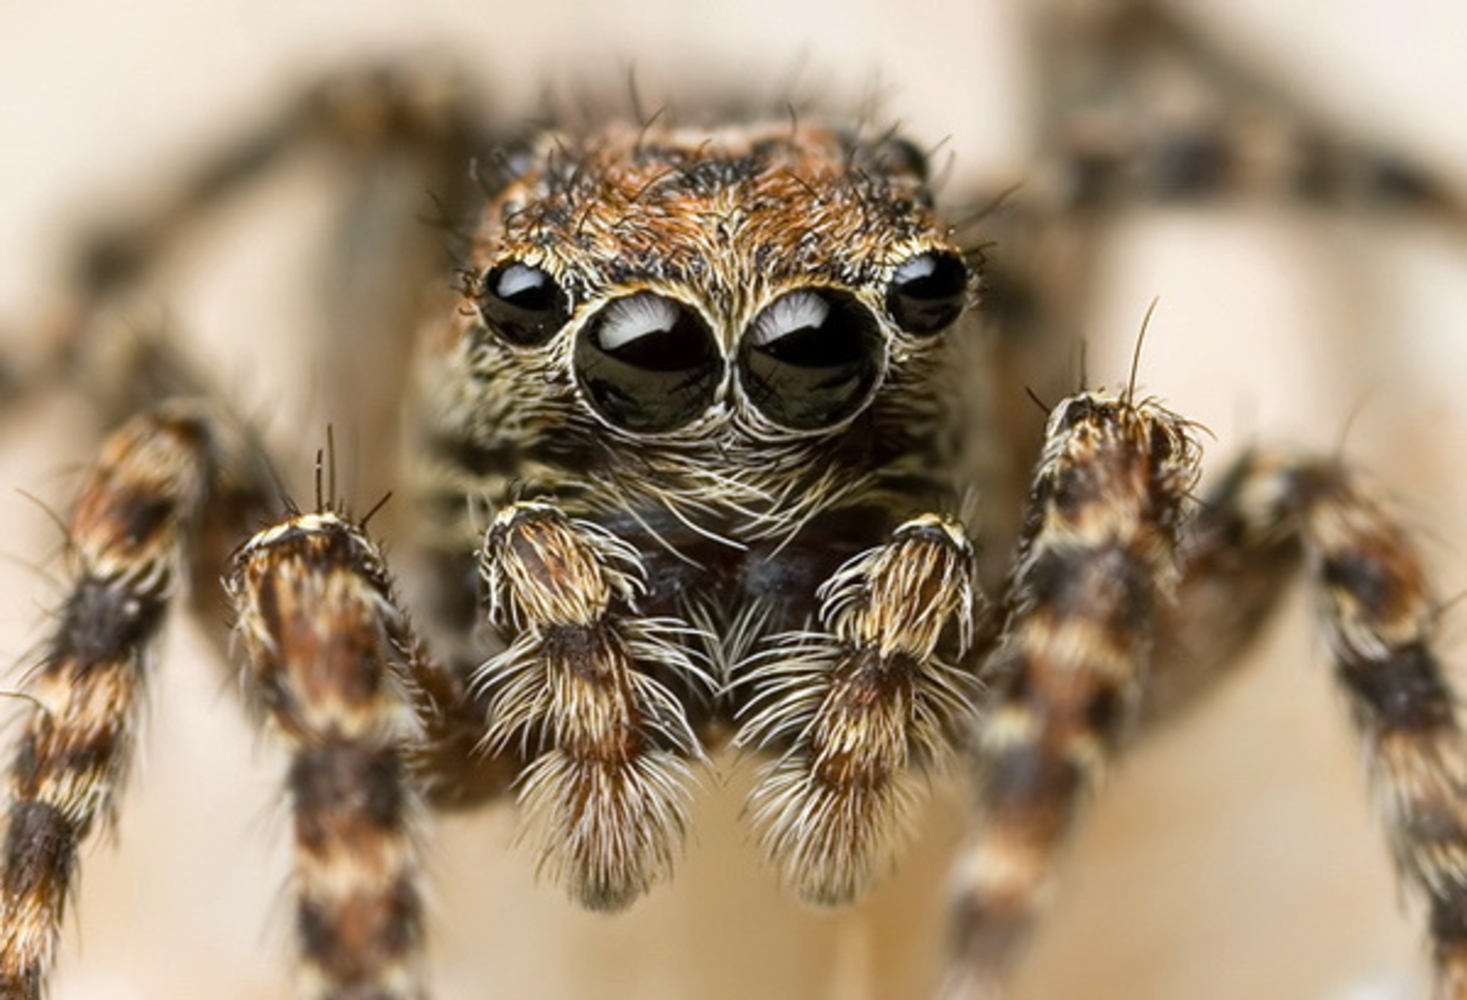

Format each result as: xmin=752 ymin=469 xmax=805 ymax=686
xmin=0 ymin=404 xmax=256 ymax=998
xmin=942 ymin=415 xmax=1467 ymax=997
xmin=939 ymin=390 xmax=1200 ymax=1000
xmin=0 ymin=398 xmax=496 ymax=998
xmin=736 ymin=513 xmax=984 ymax=907
xmin=966 ymin=0 xmax=1467 ymax=567
xmin=21 ymin=63 xmax=488 ymax=505
xmin=230 ymin=510 xmax=434 ymax=1000
xmin=475 ymin=500 xmax=709 ymax=911
xmin=1145 ymin=452 xmax=1467 ymax=995
xmin=1138 ymin=452 xmax=1306 ymax=723
xmin=1023 ymin=0 xmax=1467 ymax=225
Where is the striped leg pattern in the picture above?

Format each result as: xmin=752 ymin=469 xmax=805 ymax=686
xmin=1186 ymin=453 xmax=1467 ymax=998
xmin=739 ymin=513 xmax=983 ymax=907
xmin=941 ymin=413 xmax=1467 ymax=998
xmin=475 ymin=500 xmax=708 ymax=912
xmin=942 ymin=391 xmax=1200 ymax=1000
xmin=0 ymin=407 xmax=217 ymax=999
xmin=231 ymin=511 xmax=431 ymax=1000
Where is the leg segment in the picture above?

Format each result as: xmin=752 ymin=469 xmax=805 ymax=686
xmin=24 ymin=66 xmax=489 ymax=508
xmin=475 ymin=501 xmax=708 ymax=911
xmin=1022 ymin=0 xmax=1467 ymax=225
xmin=231 ymin=511 xmax=430 ymax=1000
xmin=738 ymin=513 xmax=983 ymax=907
xmin=1141 ymin=452 xmax=1304 ymax=724
xmin=57 ymin=64 xmax=486 ymax=347
xmin=968 ymin=0 xmax=1467 ymax=576
xmin=1150 ymin=452 xmax=1467 ymax=996
xmin=0 ymin=407 xmax=219 ymax=998
xmin=1294 ymin=460 xmax=1467 ymax=995
xmin=942 ymin=392 xmax=1200 ymax=1000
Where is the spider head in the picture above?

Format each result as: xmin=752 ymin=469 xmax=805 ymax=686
xmin=456 ymin=120 xmax=976 ymax=447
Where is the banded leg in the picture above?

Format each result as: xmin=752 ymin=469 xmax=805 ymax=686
xmin=1296 ymin=462 xmax=1467 ymax=997
xmin=24 ymin=66 xmax=488 ymax=509
xmin=0 ymin=407 xmax=219 ymax=998
xmin=475 ymin=501 xmax=708 ymax=911
xmin=1144 ymin=452 xmax=1467 ymax=997
xmin=942 ymin=392 xmax=1200 ymax=1000
xmin=231 ymin=511 xmax=430 ymax=1000
xmin=1024 ymin=0 xmax=1467 ymax=225
xmin=971 ymin=0 xmax=1467 ymax=566
xmin=738 ymin=513 xmax=983 ymax=906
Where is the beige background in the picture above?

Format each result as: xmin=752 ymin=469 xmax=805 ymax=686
xmin=2 ymin=1 xmax=1467 ymax=998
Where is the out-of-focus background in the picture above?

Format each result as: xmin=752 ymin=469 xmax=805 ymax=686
xmin=1 ymin=1 xmax=1465 ymax=998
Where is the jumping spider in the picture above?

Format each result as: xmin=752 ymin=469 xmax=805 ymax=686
xmin=2 ymin=2 xmax=1466 ymax=999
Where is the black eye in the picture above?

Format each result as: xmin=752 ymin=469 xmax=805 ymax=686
xmin=574 ymin=293 xmax=723 ymax=432
xmin=738 ymin=289 xmax=885 ymax=431
xmin=885 ymin=251 xmax=969 ymax=335
xmin=478 ymin=261 xmax=570 ymax=346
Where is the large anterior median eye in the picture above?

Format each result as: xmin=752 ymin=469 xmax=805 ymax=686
xmin=738 ymin=289 xmax=885 ymax=430
xmin=574 ymin=293 xmax=723 ymax=432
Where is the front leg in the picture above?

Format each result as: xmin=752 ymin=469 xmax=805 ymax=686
xmin=737 ymin=513 xmax=983 ymax=906
xmin=475 ymin=501 xmax=709 ymax=911
xmin=0 ymin=403 xmax=273 ymax=1000
xmin=231 ymin=512 xmax=431 ymax=1000
xmin=942 ymin=391 xmax=1199 ymax=1000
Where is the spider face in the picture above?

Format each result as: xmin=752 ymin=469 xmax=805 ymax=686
xmin=454 ymin=121 xmax=973 ymax=451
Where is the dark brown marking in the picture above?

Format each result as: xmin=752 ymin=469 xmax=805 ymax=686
xmin=0 ymin=804 xmax=75 ymax=905
xmin=1323 ymin=550 xmax=1411 ymax=622
xmin=291 ymin=745 xmax=407 ymax=854
xmin=980 ymin=737 xmax=1085 ymax=827
xmin=109 ymin=491 xmax=176 ymax=549
xmin=1148 ymin=131 xmax=1233 ymax=199
xmin=297 ymin=875 xmax=420 ymax=982
xmin=1084 ymin=683 xmax=1126 ymax=746
xmin=1048 ymin=463 xmax=1111 ymax=520
xmin=1337 ymin=643 xmax=1454 ymax=734
xmin=541 ymin=623 xmax=621 ymax=683
xmin=52 ymin=578 xmax=164 ymax=670
xmin=1026 ymin=546 xmax=1151 ymax=633
xmin=8 ymin=726 xmax=123 ymax=803
xmin=1431 ymin=886 xmax=1467 ymax=945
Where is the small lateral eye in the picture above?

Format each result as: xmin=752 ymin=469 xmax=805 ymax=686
xmin=478 ymin=261 xmax=570 ymax=347
xmin=885 ymin=251 xmax=969 ymax=335
xmin=738 ymin=288 xmax=885 ymax=431
xmin=574 ymin=293 xmax=723 ymax=433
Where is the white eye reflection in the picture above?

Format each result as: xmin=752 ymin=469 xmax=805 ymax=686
xmin=574 ymin=291 xmax=723 ymax=432
xmin=737 ymin=287 xmax=885 ymax=431
xmin=749 ymin=290 xmax=829 ymax=346
xmin=596 ymin=294 xmax=684 ymax=350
